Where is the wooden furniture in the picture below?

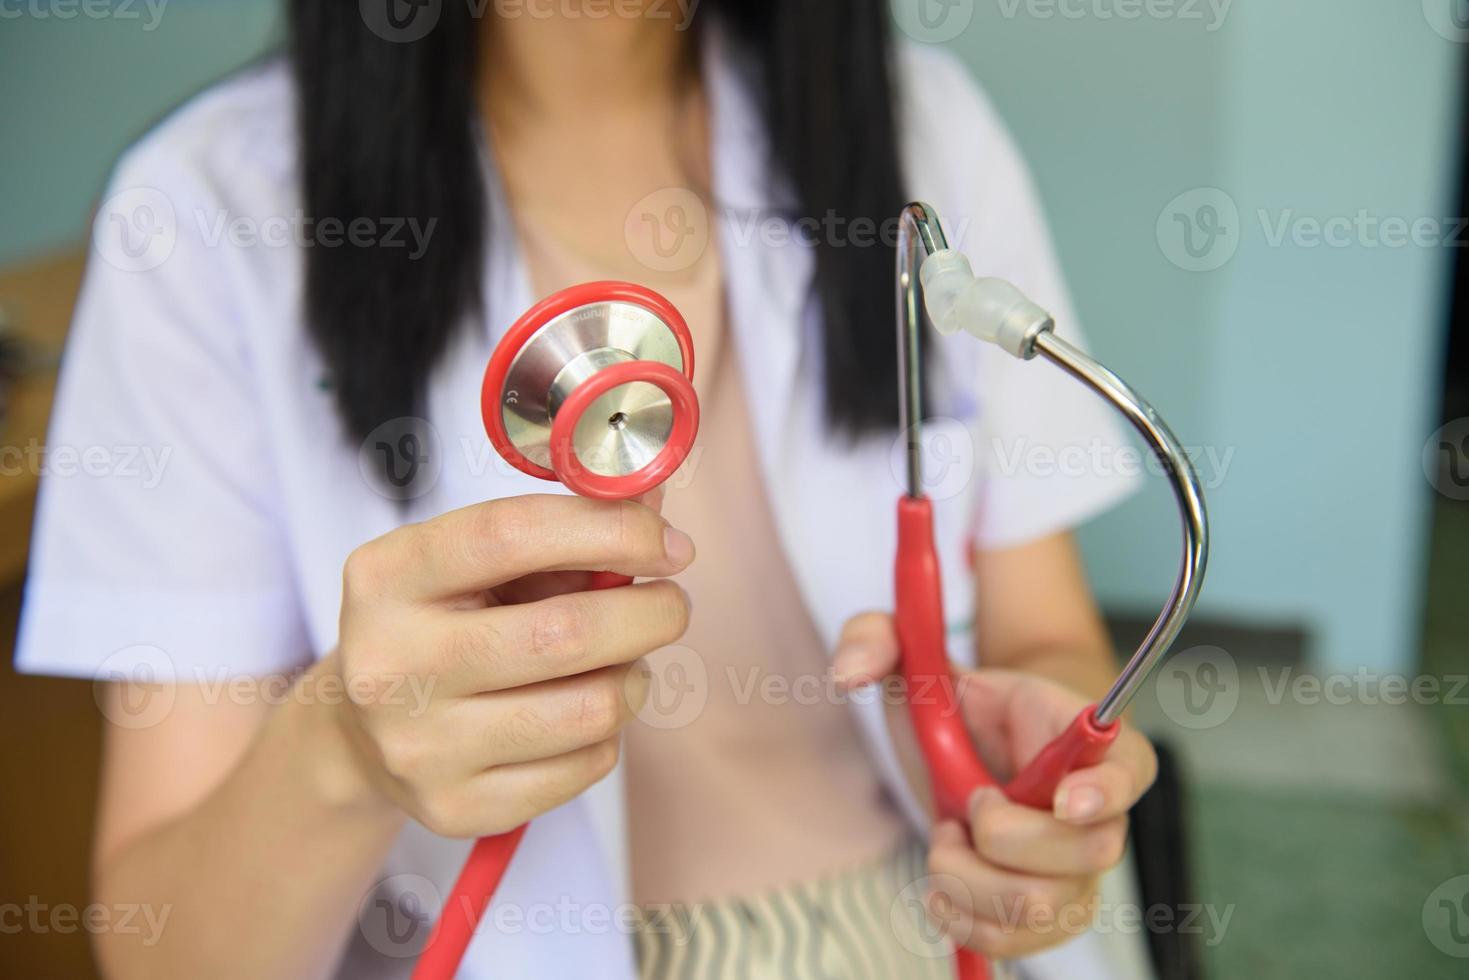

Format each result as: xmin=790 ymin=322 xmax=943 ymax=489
xmin=0 ymin=249 xmax=101 ymax=980
xmin=1 ymin=250 xmax=84 ymax=587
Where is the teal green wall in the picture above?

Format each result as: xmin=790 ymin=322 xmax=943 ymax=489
xmin=2 ymin=2 xmax=1458 ymax=671
xmin=942 ymin=1 xmax=1459 ymax=670
xmin=0 ymin=1 xmax=281 ymax=263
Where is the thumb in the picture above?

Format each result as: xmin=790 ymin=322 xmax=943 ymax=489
xmin=832 ymin=611 xmax=900 ymax=689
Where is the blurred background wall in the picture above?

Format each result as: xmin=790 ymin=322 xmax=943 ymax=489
xmin=0 ymin=1 xmax=281 ymax=261
xmin=4 ymin=0 xmax=1459 ymax=673
xmin=939 ymin=0 xmax=1460 ymax=674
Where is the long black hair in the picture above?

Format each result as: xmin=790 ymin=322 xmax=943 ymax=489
xmin=288 ymin=2 xmax=906 ymax=442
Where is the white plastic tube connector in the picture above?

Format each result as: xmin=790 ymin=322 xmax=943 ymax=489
xmin=919 ymin=249 xmax=1055 ymax=360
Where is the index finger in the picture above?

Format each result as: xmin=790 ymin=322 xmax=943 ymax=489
xmin=367 ymin=493 xmax=694 ymax=601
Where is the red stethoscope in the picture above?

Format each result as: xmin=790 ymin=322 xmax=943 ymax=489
xmin=413 ymin=203 xmax=1209 ymax=980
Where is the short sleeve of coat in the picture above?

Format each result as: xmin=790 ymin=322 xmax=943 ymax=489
xmin=14 ymin=138 xmax=309 ymax=682
xmin=900 ymin=46 xmax=1145 ymax=549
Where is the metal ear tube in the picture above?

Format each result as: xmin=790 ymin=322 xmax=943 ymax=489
xmin=895 ymin=203 xmax=1210 ymax=980
xmin=413 ymin=281 xmax=700 ymax=980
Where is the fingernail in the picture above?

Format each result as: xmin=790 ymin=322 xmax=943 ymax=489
xmin=663 ymin=526 xmax=695 ymax=567
xmin=1056 ymin=785 xmax=1104 ymax=822
xmin=831 ymin=643 xmax=883 ymax=685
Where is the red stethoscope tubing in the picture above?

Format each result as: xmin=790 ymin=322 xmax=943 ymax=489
xmin=410 ymin=824 xmax=528 ymax=980
xmin=412 ymin=282 xmax=695 ymax=980
xmin=896 ymin=495 xmax=1119 ymax=980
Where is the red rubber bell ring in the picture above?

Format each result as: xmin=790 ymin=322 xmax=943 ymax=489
xmin=548 ymin=360 xmax=700 ymax=500
xmin=481 ymin=282 xmax=695 ymax=483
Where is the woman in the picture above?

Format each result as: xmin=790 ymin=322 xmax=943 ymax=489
xmin=18 ymin=3 xmax=1157 ymax=978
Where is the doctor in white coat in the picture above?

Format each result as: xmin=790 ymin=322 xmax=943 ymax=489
xmin=17 ymin=3 xmax=1158 ymax=978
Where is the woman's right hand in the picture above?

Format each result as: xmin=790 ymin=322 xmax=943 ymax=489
xmin=331 ymin=492 xmax=694 ymax=838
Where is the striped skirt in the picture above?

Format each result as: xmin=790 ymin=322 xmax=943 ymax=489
xmin=632 ymin=838 xmax=958 ymax=980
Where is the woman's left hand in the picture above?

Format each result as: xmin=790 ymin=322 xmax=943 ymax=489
xmin=832 ymin=612 xmax=1158 ymax=960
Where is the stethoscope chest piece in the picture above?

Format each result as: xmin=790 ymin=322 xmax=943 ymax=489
xmin=481 ymin=281 xmax=699 ymax=499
